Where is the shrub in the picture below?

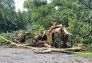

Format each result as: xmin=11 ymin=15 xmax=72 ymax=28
xmin=86 ymin=44 xmax=92 ymax=52
xmin=0 ymin=31 xmax=19 ymax=46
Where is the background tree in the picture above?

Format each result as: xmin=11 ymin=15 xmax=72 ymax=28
xmin=0 ymin=0 xmax=92 ymax=51
xmin=24 ymin=0 xmax=92 ymax=47
xmin=0 ymin=0 xmax=28 ymax=33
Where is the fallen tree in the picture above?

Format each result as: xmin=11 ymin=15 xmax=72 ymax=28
xmin=0 ymin=23 xmax=85 ymax=53
xmin=0 ymin=31 xmax=84 ymax=54
xmin=33 ymin=47 xmax=84 ymax=53
xmin=10 ymin=41 xmax=84 ymax=53
xmin=10 ymin=42 xmax=84 ymax=53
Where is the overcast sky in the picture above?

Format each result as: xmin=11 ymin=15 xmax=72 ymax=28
xmin=14 ymin=0 xmax=25 ymax=11
xmin=14 ymin=0 xmax=51 ymax=12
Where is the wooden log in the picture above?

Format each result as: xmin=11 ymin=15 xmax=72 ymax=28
xmin=33 ymin=47 xmax=83 ymax=53
xmin=10 ymin=42 xmax=83 ymax=53
xmin=0 ymin=36 xmax=84 ymax=54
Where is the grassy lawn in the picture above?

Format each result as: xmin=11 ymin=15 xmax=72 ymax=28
xmin=75 ymin=52 xmax=92 ymax=57
xmin=74 ymin=52 xmax=92 ymax=61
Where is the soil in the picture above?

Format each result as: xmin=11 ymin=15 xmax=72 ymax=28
xmin=0 ymin=47 xmax=91 ymax=63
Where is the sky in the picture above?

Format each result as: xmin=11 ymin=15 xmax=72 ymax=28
xmin=14 ymin=0 xmax=25 ymax=12
xmin=14 ymin=0 xmax=51 ymax=12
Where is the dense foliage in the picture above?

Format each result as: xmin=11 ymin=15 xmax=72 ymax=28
xmin=0 ymin=0 xmax=28 ymax=33
xmin=24 ymin=0 xmax=92 ymax=46
xmin=0 ymin=0 xmax=92 ymax=51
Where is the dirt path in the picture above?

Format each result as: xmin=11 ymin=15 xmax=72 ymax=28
xmin=0 ymin=48 xmax=91 ymax=63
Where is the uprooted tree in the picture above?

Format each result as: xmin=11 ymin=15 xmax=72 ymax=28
xmin=12 ymin=23 xmax=84 ymax=53
xmin=16 ymin=23 xmax=71 ymax=48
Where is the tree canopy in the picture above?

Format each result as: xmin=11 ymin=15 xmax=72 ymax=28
xmin=23 ymin=0 xmax=92 ymax=45
xmin=0 ymin=0 xmax=92 ymax=51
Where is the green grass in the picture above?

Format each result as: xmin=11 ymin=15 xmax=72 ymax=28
xmin=75 ymin=52 xmax=92 ymax=57
xmin=74 ymin=52 xmax=92 ymax=61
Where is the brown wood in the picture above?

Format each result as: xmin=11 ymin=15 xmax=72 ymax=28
xmin=33 ymin=47 xmax=83 ymax=53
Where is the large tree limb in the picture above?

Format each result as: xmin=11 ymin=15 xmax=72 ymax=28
xmin=33 ymin=47 xmax=83 ymax=53
xmin=0 ymin=36 xmax=84 ymax=54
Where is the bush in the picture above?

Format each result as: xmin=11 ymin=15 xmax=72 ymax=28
xmin=86 ymin=44 xmax=92 ymax=52
xmin=0 ymin=33 xmax=11 ymax=46
xmin=0 ymin=24 xmax=45 ymax=45
xmin=0 ymin=31 xmax=19 ymax=46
